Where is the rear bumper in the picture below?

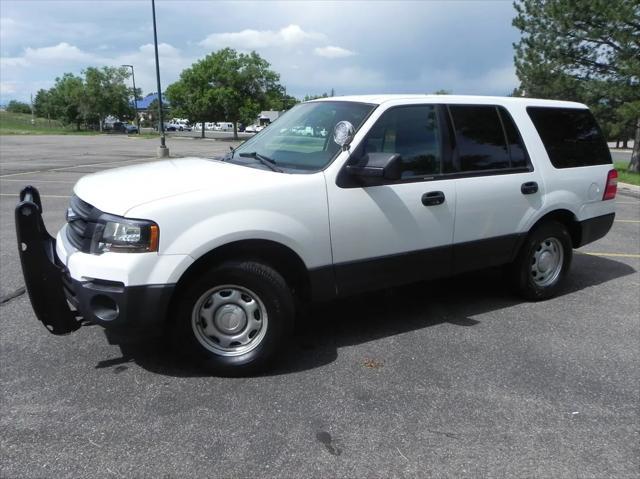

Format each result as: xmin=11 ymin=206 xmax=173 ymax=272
xmin=15 ymin=186 xmax=174 ymax=335
xmin=575 ymin=212 xmax=615 ymax=248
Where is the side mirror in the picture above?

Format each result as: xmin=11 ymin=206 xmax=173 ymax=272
xmin=346 ymin=152 xmax=402 ymax=181
xmin=333 ymin=121 xmax=355 ymax=150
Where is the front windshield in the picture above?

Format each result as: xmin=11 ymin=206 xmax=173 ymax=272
xmin=233 ymin=101 xmax=375 ymax=172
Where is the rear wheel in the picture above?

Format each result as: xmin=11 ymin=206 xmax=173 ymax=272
xmin=173 ymin=260 xmax=294 ymax=376
xmin=511 ymin=221 xmax=573 ymax=301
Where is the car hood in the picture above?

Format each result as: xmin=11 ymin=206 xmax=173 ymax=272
xmin=73 ymin=157 xmax=281 ymax=216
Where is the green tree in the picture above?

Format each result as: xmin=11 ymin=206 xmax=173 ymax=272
xmin=84 ymin=66 xmax=133 ymax=131
xmin=266 ymin=86 xmax=299 ymax=111
xmin=167 ymin=48 xmax=282 ymax=139
xmin=49 ymin=73 xmax=85 ymax=130
xmin=6 ymin=100 xmax=32 ymax=114
xmin=33 ymin=89 xmax=58 ymax=124
xmin=513 ymin=0 xmax=640 ymax=171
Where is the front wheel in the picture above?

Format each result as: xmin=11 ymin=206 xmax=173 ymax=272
xmin=173 ymin=260 xmax=295 ymax=376
xmin=510 ymin=221 xmax=573 ymax=301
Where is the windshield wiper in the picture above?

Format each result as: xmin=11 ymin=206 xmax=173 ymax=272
xmin=238 ymin=151 xmax=283 ymax=172
xmin=220 ymin=146 xmax=236 ymax=162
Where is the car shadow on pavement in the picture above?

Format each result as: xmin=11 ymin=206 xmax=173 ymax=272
xmin=99 ymin=253 xmax=636 ymax=377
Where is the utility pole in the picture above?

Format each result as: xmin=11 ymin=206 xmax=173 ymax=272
xmin=151 ymin=0 xmax=169 ymax=157
xmin=30 ymin=93 xmax=35 ymax=125
xmin=122 ymin=64 xmax=140 ymax=133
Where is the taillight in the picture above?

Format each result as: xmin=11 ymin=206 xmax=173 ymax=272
xmin=603 ymin=169 xmax=618 ymax=201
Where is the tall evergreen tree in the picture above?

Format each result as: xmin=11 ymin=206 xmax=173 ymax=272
xmin=513 ymin=0 xmax=640 ymax=171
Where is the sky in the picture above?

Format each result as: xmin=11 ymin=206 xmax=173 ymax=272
xmin=0 ymin=0 xmax=522 ymax=103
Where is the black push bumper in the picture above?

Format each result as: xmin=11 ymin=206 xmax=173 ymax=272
xmin=15 ymin=186 xmax=174 ymax=335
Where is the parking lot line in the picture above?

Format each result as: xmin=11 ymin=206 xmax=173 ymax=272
xmin=0 ymin=170 xmax=43 ymax=178
xmin=0 ymin=193 xmax=70 ymax=198
xmin=580 ymin=252 xmax=640 ymax=258
xmin=615 ymin=220 xmax=640 ymax=223
xmin=0 ymin=178 xmax=76 ymax=183
xmin=0 ymin=158 xmax=157 ymax=178
xmin=49 ymin=157 xmax=157 ymax=172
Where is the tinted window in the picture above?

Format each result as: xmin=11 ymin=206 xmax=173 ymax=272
xmin=449 ymin=105 xmax=510 ymax=171
xmin=527 ymin=107 xmax=611 ymax=168
xmin=499 ymin=108 xmax=528 ymax=168
xmin=362 ymin=105 xmax=441 ymax=178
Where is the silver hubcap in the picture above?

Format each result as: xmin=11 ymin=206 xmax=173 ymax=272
xmin=531 ymin=237 xmax=564 ymax=287
xmin=191 ymin=285 xmax=268 ymax=356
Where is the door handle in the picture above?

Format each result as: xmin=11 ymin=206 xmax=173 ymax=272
xmin=521 ymin=181 xmax=538 ymax=195
xmin=422 ymin=191 xmax=445 ymax=206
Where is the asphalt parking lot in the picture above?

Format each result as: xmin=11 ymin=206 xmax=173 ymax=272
xmin=1 ymin=135 xmax=639 ymax=478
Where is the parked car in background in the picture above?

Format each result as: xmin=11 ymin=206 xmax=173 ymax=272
xmin=112 ymin=122 xmax=138 ymax=134
xmin=165 ymin=119 xmax=191 ymax=131
xmin=245 ymin=124 xmax=258 ymax=133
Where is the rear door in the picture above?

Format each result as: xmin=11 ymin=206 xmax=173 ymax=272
xmin=446 ymin=104 xmax=544 ymax=273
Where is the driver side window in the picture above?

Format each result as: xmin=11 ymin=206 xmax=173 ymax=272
xmin=362 ymin=105 xmax=442 ymax=178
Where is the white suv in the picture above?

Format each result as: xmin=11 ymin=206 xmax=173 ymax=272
xmin=16 ymin=95 xmax=617 ymax=375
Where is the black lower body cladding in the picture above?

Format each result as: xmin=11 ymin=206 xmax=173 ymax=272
xmin=575 ymin=213 xmax=615 ymax=248
xmin=65 ymin=278 xmax=175 ymax=330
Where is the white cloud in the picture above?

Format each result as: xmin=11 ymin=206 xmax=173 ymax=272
xmin=0 ymin=81 xmax=17 ymax=96
xmin=24 ymin=42 xmax=96 ymax=63
xmin=0 ymin=56 xmax=28 ymax=68
xmin=0 ymin=41 xmax=193 ymax=100
xmin=0 ymin=17 xmax=20 ymax=41
xmin=314 ymin=46 xmax=356 ymax=59
xmin=138 ymin=43 xmax=181 ymax=57
xmin=199 ymin=24 xmax=326 ymax=50
xmin=1 ymin=42 xmax=98 ymax=69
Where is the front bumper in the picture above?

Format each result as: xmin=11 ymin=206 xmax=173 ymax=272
xmin=15 ymin=186 xmax=175 ymax=335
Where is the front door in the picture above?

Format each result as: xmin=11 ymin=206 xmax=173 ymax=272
xmin=325 ymin=104 xmax=456 ymax=296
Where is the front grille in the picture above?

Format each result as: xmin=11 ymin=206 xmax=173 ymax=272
xmin=66 ymin=195 xmax=98 ymax=252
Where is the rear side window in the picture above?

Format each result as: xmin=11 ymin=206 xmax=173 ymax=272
xmin=500 ymin=109 xmax=528 ymax=168
xmin=527 ymin=107 xmax=611 ymax=168
xmin=448 ymin=105 xmax=514 ymax=171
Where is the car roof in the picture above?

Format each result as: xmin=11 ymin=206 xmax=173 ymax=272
xmin=309 ymin=94 xmax=586 ymax=109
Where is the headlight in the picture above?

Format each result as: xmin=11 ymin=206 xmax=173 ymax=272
xmin=90 ymin=214 xmax=159 ymax=254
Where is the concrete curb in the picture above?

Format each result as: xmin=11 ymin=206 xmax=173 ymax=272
xmin=618 ymin=181 xmax=640 ymax=199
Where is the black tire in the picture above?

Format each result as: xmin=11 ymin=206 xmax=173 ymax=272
xmin=510 ymin=221 xmax=573 ymax=301
xmin=173 ymin=260 xmax=295 ymax=376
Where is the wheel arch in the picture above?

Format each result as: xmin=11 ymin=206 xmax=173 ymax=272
xmin=168 ymin=239 xmax=313 ymax=323
xmin=527 ymin=209 xmax=582 ymax=248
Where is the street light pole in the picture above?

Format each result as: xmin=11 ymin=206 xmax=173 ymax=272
xmin=122 ymin=64 xmax=139 ymax=134
xmin=151 ymin=0 xmax=169 ymax=157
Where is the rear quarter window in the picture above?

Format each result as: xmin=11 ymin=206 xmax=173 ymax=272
xmin=527 ymin=107 xmax=611 ymax=168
